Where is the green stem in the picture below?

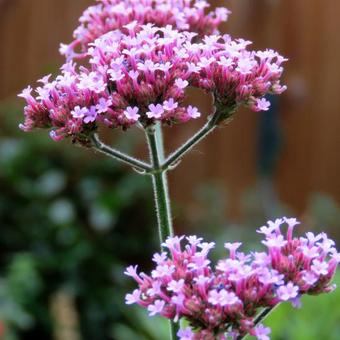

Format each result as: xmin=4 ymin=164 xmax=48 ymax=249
xmin=146 ymin=125 xmax=179 ymax=340
xmin=90 ymin=133 xmax=151 ymax=173
xmin=146 ymin=125 xmax=174 ymax=243
xmin=161 ymin=107 xmax=225 ymax=171
xmin=237 ymin=306 xmax=276 ymax=340
xmin=146 ymin=124 xmax=178 ymax=340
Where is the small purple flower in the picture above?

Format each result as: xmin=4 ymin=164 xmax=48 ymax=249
xmin=236 ymin=58 xmax=256 ymax=74
xmin=187 ymin=105 xmax=201 ymax=119
xmin=262 ymin=234 xmax=287 ymax=248
xmin=83 ymin=106 xmax=97 ymax=123
xmin=158 ymin=62 xmax=172 ymax=73
xmin=269 ymin=218 xmax=284 ymax=227
xmin=255 ymin=98 xmax=271 ymax=111
xmin=147 ymin=281 xmax=162 ymax=297
xmin=301 ymin=245 xmax=320 ymax=259
xmin=177 ymin=327 xmax=194 ymax=340
xmin=302 ymin=271 xmax=318 ymax=286
xmin=108 ymin=69 xmax=125 ymax=82
xmin=194 ymin=275 xmax=211 ymax=286
xmin=290 ymin=296 xmax=302 ymax=309
xmin=152 ymin=252 xmax=167 ymax=264
xmin=71 ymin=106 xmax=87 ymax=119
xmin=146 ymin=104 xmax=164 ymax=119
xmin=125 ymin=289 xmax=141 ymax=305
xmin=187 ymin=235 xmax=203 ymax=246
xmin=128 ymin=70 xmax=139 ymax=80
xmin=306 ymin=232 xmax=323 ymax=245
xmin=258 ymin=268 xmax=284 ymax=285
xmin=162 ymin=235 xmax=184 ymax=251
xmin=331 ymin=251 xmax=340 ymax=263
xmin=123 ymin=106 xmax=140 ymax=121
xmin=78 ymin=72 xmax=106 ymax=93
xmin=18 ymin=86 xmax=33 ymax=99
xmin=186 ymin=62 xmax=201 ymax=74
xmin=138 ymin=60 xmax=158 ymax=72
xmin=208 ymin=289 xmax=220 ymax=305
xmin=175 ymin=78 xmax=189 ymax=89
xmin=254 ymin=324 xmax=271 ymax=340
xmin=38 ymin=74 xmax=52 ymax=85
xmin=198 ymin=57 xmax=215 ymax=68
xmin=151 ymin=264 xmax=175 ymax=278
xmin=208 ymin=289 xmax=240 ymax=307
xmin=147 ymin=300 xmax=165 ymax=316
xmin=311 ymin=259 xmax=329 ymax=276
xmin=224 ymin=242 xmax=242 ymax=253
xmin=219 ymin=290 xmax=240 ymax=306
xmin=163 ymin=98 xmax=179 ymax=111
xmin=216 ymin=258 xmax=240 ymax=272
xmin=253 ymin=252 xmax=271 ymax=266
xmin=168 ymin=279 xmax=185 ymax=293
xmin=257 ymin=225 xmax=276 ymax=237
xmin=318 ymin=236 xmax=335 ymax=253
xmin=277 ymin=282 xmax=299 ymax=301
xmin=284 ymin=217 xmax=300 ymax=228
xmin=96 ymin=97 xmax=112 ymax=114
xmin=218 ymin=56 xmax=234 ymax=68
xmin=197 ymin=241 xmax=215 ymax=254
xmin=171 ymin=294 xmax=185 ymax=308
xmin=124 ymin=265 xmax=139 ymax=279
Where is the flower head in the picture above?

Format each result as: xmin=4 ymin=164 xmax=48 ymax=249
xmin=19 ymin=23 xmax=286 ymax=144
xmin=60 ymin=0 xmax=231 ymax=60
xmin=125 ymin=218 xmax=338 ymax=338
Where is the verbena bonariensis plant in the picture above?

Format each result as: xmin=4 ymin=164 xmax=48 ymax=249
xmin=18 ymin=1 xmax=338 ymax=339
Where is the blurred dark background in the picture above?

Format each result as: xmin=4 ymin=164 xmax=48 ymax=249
xmin=0 ymin=0 xmax=339 ymax=339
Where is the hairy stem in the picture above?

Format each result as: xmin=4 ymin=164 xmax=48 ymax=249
xmin=146 ymin=125 xmax=174 ymax=243
xmin=90 ymin=133 xmax=151 ymax=173
xmin=161 ymin=107 xmax=227 ymax=171
xmin=146 ymin=124 xmax=177 ymax=340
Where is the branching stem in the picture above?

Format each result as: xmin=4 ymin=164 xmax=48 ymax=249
xmin=90 ymin=133 xmax=151 ymax=173
xmin=161 ymin=107 xmax=228 ymax=171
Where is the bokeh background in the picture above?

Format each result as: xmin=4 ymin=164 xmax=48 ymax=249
xmin=0 ymin=0 xmax=339 ymax=339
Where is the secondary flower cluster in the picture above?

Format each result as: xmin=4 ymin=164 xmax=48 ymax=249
xmin=19 ymin=24 xmax=286 ymax=144
xmin=60 ymin=0 xmax=230 ymax=60
xmin=125 ymin=218 xmax=339 ymax=339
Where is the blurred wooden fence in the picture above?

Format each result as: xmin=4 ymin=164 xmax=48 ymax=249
xmin=1 ymin=0 xmax=339 ymax=220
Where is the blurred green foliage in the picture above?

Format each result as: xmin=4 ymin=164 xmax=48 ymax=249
xmin=0 ymin=108 xmax=159 ymax=339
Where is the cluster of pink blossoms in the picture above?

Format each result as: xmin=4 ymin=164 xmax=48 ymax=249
xmin=19 ymin=24 xmax=286 ymax=144
xmin=125 ymin=218 xmax=339 ymax=339
xmin=60 ymin=0 xmax=230 ymax=60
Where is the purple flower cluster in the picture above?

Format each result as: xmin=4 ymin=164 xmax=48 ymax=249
xmin=125 ymin=218 xmax=339 ymax=339
xmin=60 ymin=0 xmax=230 ymax=60
xmin=19 ymin=24 xmax=286 ymax=144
